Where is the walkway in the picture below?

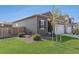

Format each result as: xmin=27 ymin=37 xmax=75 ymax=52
xmin=18 ymin=35 xmax=34 ymax=43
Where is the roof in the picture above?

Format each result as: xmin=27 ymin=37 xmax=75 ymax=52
xmin=13 ymin=15 xmax=38 ymax=23
xmin=13 ymin=11 xmax=51 ymax=23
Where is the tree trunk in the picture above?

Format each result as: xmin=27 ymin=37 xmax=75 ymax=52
xmin=56 ymin=35 xmax=57 ymax=41
xmin=60 ymin=35 xmax=62 ymax=42
xmin=52 ymin=30 xmax=53 ymax=40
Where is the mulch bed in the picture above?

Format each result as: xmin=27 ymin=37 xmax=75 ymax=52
xmin=18 ymin=35 xmax=34 ymax=43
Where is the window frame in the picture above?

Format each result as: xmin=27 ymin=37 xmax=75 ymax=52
xmin=39 ymin=20 xmax=45 ymax=30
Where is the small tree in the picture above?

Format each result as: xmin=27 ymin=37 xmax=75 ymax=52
xmin=50 ymin=7 xmax=66 ymax=42
xmin=50 ymin=8 xmax=61 ymax=41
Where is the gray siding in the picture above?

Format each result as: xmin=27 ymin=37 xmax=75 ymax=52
xmin=13 ymin=15 xmax=49 ymax=35
xmin=13 ymin=16 xmax=37 ymax=34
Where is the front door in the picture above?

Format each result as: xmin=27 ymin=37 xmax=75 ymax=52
xmin=48 ymin=21 xmax=52 ymax=32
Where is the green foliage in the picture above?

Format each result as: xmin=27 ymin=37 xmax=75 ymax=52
xmin=32 ymin=34 xmax=41 ymax=41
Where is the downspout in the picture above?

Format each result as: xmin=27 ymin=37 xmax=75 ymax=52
xmin=64 ymin=23 xmax=66 ymax=34
xmin=71 ymin=23 xmax=73 ymax=34
xmin=36 ymin=15 xmax=38 ymax=34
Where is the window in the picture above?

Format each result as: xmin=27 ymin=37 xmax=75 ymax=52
xmin=40 ymin=20 xmax=44 ymax=26
xmin=39 ymin=20 xmax=45 ymax=30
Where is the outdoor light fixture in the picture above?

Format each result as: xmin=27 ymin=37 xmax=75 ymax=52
xmin=47 ymin=18 xmax=50 ymax=21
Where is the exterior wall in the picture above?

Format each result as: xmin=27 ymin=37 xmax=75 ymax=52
xmin=37 ymin=15 xmax=48 ymax=35
xmin=66 ymin=24 xmax=72 ymax=34
xmin=13 ymin=16 xmax=37 ymax=34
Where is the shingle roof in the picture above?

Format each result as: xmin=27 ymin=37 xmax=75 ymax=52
xmin=13 ymin=11 xmax=51 ymax=23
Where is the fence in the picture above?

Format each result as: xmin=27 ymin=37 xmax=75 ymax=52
xmin=0 ymin=27 xmax=25 ymax=38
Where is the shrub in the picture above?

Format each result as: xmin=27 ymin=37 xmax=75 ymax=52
xmin=32 ymin=34 xmax=41 ymax=41
xmin=18 ymin=32 xmax=25 ymax=37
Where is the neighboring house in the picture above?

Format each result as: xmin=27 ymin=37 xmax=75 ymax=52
xmin=13 ymin=12 xmax=73 ymax=35
xmin=73 ymin=22 xmax=79 ymax=29
xmin=72 ymin=22 xmax=79 ymax=34
xmin=0 ymin=23 xmax=12 ymax=27
xmin=73 ymin=23 xmax=78 ymax=30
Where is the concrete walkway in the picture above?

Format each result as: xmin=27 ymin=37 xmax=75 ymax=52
xmin=61 ymin=34 xmax=79 ymax=38
xmin=18 ymin=35 xmax=34 ymax=43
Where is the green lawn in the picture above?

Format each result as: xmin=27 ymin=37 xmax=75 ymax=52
xmin=0 ymin=36 xmax=79 ymax=54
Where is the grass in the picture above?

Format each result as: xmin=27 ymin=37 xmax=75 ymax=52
xmin=0 ymin=36 xmax=79 ymax=54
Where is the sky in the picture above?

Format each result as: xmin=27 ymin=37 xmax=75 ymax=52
xmin=0 ymin=5 xmax=79 ymax=22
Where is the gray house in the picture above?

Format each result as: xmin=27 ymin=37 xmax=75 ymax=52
xmin=13 ymin=12 xmax=73 ymax=35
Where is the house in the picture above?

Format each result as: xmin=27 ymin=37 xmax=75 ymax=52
xmin=72 ymin=22 xmax=79 ymax=34
xmin=13 ymin=12 xmax=51 ymax=35
xmin=13 ymin=12 xmax=73 ymax=35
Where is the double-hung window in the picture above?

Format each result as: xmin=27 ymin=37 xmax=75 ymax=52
xmin=39 ymin=20 xmax=45 ymax=30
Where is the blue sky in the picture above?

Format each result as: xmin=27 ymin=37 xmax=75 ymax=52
xmin=0 ymin=5 xmax=79 ymax=22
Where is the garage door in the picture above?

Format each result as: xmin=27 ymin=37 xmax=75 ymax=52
xmin=55 ymin=25 xmax=64 ymax=35
xmin=66 ymin=26 xmax=72 ymax=34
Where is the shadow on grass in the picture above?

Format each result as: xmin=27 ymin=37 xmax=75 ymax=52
xmin=62 ymin=36 xmax=78 ymax=42
xmin=49 ymin=36 xmax=78 ymax=43
xmin=61 ymin=36 xmax=72 ymax=42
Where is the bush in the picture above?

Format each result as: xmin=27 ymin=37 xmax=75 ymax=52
xmin=32 ymin=34 xmax=41 ymax=41
xmin=18 ymin=32 xmax=25 ymax=37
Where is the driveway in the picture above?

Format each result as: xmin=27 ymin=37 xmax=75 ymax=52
xmin=24 ymin=35 xmax=34 ymax=43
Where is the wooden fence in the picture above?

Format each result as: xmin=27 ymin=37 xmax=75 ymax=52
xmin=0 ymin=27 xmax=25 ymax=38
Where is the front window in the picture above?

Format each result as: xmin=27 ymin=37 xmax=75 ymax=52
xmin=39 ymin=20 xmax=45 ymax=30
xmin=40 ymin=20 xmax=44 ymax=26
